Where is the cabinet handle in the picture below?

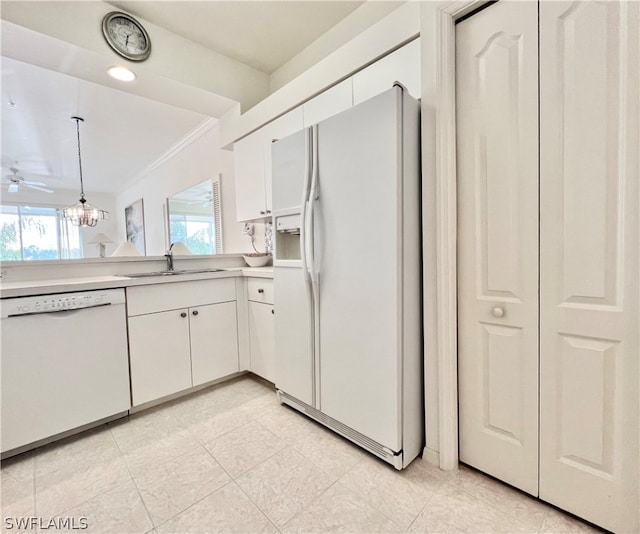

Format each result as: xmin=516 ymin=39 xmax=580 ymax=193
xmin=258 ymin=289 xmax=264 ymax=294
xmin=180 ymin=312 xmax=187 ymax=318
xmin=192 ymin=310 xmax=199 ymax=316
xmin=271 ymin=309 xmax=275 ymax=315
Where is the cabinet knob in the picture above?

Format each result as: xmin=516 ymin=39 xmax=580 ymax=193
xmin=180 ymin=312 xmax=187 ymax=318
xmin=258 ymin=289 xmax=264 ymax=294
xmin=271 ymin=309 xmax=275 ymax=315
xmin=492 ymin=307 xmax=505 ymax=318
xmin=192 ymin=310 xmax=199 ymax=316
xmin=266 ymin=210 xmax=272 ymax=215
xmin=260 ymin=210 xmax=266 ymax=215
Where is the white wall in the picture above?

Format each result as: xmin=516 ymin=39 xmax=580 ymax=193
xmin=0 ymin=187 xmax=118 ymax=258
xmin=268 ymin=2 xmax=405 ymax=93
xmin=115 ymin=123 xmax=253 ymax=256
xmin=218 ymin=2 xmax=421 ymax=147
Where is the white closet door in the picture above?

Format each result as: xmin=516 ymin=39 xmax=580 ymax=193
xmin=456 ymin=1 xmax=539 ymax=496
xmin=539 ymin=2 xmax=639 ymax=532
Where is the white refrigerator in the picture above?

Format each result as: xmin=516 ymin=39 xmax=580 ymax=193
xmin=272 ymin=86 xmax=422 ymax=469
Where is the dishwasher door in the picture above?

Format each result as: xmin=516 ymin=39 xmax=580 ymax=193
xmin=1 ymin=292 xmax=130 ymax=453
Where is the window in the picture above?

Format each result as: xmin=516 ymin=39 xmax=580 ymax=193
xmin=0 ymin=204 xmax=83 ymax=260
xmin=167 ymin=179 xmax=223 ymax=255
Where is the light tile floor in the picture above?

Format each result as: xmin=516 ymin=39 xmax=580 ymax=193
xmin=1 ymin=375 xmax=605 ymax=533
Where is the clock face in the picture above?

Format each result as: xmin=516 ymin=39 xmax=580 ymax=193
xmin=102 ymin=12 xmax=151 ymax=61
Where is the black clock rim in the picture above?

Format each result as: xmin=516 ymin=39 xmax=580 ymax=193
xmin=101 ymin=11 xmax=151 ymax=62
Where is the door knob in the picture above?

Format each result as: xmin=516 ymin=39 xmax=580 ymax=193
xmin=492 ymin=307 xmax=505 ymax=318
xmin=192 ymin=310 xmax=199 ymax=316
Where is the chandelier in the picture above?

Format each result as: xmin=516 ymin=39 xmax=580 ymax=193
xmin=63 ymin=116 xmax=108 ymax=227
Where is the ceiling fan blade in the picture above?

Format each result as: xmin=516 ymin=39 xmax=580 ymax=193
xmin=24 ymin=183 xmax=54 ymax=193
xmin=22 ymin=180 xmax=48 ymax=187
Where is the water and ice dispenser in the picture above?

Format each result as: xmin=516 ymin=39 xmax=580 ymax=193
xmin=274 ymin=213 xmax=301 ymax=262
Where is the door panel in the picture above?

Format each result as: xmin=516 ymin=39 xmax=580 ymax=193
xmin=456 ymin=1 xmax=539 ymax=496
xmin=271 ymin=129 xmax=308 ymax=212
xmin=248 ymin=302 xmax=276 ymax=383
xmin=316 ymin=88 xmax=402 ymax=451
xmin=274 ymin=266 xmax=314 ymax=405
xmin=539 ymin=2 xmax=639 ymax=532
xmin=128 ymin=310 xmax=192 ymax=406
xmin=190 ymin=302 xmax=239 ymax=386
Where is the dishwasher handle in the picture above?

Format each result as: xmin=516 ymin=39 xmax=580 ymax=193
xmin=6 ymin=302 xmax=112 ymax=318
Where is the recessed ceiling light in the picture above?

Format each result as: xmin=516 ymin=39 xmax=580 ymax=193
xmin=107 ymin=66 xmax=136 ymax=82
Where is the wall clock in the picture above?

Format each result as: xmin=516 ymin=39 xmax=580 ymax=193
xmin=102 ymin=11 xmax=151 ymax=62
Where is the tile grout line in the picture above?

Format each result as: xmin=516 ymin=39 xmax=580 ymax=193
xmin=438 ymin=477 xmax=538 ymax=532
xmin=32 ymin=424 xmax=130 ymax=519
xmin=150 ymin=479 xmax=236 ymax=533
xmin=107 ymin=423 xmax=155 ymax=531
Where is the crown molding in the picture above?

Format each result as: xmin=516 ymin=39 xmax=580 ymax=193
xmin=126 ymin=117 xmax=219 ymax=188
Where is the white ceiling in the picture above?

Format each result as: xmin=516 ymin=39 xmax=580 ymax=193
xmin=106 ymin=1 xmax=365 ymax=73
xmin=0 ymin=1 xmax=370 ymax=198
xmin=1 ymin=57 xmax=207 ymax=194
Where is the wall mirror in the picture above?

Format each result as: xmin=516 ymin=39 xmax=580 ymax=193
xmin=167 ymin=179 xmax=223 ymax=255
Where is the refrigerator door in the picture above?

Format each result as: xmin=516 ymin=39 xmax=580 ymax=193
xmin=274 ymin=266 xmax=314 ymax=405
xmin=271 ymin=129 xmax=309 ymax=212
xmin=314 ymin=87 xmax=404 ymax=452
xmin=273 ymin=127 xmax=315 ymax=407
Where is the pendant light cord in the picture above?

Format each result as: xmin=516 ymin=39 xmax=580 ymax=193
xmin=72 ymin=116 xmax=86 ymax=203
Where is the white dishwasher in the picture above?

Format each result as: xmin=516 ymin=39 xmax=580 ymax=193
xmin=1 ymin=288 xmax=131 ymax=455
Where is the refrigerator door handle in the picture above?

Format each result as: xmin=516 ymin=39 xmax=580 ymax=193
xmin=308 ymin=124 xmax=320 ymax=284
xmin=300 ymin=128 xmax=313 ymax=280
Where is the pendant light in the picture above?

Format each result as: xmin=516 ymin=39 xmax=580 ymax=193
xmin=63 ymin=116 xmax=108 ymax=227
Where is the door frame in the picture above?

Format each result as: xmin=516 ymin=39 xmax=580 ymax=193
xmin=433 ymin=0 xmax=491 ymax=471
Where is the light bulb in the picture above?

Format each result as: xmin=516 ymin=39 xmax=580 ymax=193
xmin=107 ymin=66 xmax=136 ymax=82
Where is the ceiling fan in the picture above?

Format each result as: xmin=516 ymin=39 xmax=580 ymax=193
xmin=2 ymin=167 xmax=54 ymax=194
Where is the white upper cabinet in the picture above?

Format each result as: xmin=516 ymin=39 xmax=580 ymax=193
xmin=353 ymin=39 xmax=421 ymax=105
xmin=303 ymin=78 xmax=353 ymax=127
xmin=233 ymin=38 xmax=420 ymax=222
xmin=234 ymin=129 xmax=268 ymax=222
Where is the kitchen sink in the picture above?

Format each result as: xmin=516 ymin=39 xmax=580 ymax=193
xmin=124 ymin=268 xmax=224 ymax=278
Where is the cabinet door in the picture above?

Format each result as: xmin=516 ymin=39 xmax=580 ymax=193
xmin=303 ymin=79 xmax=353 ymax=127
xmin=352 ymin=39 xmax=420 ymax=105
xmin=248 ymin=301 xmax=275 ymax=382
xmin=263 ymin=107 xmax=304 ymax=215
xmin=128 ymin=309 xmax=192 ymax=406
xmin=190 ymin=302 xmax=240 ymax=386
xmin=234 ymin=129 xmax=267 ymax=221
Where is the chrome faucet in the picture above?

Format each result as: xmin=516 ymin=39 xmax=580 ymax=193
xmin=165 ymin=243 xmax=175 ymax=272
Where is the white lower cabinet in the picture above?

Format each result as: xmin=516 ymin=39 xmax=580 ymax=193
xmin=246 ymin=278 xmax=275 ymax=382
xmin=128 ymin=309 xmax=193 ymax=406
xmin=127 ymin=279 xmax=239 ymax=406
xmin=248 ymin=301 xmax=275 ymax=382
xmin=190 ymin=302 xmax=239 ymax=386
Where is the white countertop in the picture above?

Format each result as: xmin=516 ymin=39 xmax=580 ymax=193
xmin=0 ymin=267 xmax=273 ymax=299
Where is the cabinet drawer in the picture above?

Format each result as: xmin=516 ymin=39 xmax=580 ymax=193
xmin=247 ymin=278 xmax=274 ymax=304
xmin=127 ymin=279 xmax=236 ymax=316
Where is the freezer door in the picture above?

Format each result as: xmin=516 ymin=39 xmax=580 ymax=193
xmin=274 ymin=266 xmax=314 ymax=405
xmin=315 ymin=87 xmax=406 ymax=452
xmin=271 ymin=128 xmax=309 ymax=212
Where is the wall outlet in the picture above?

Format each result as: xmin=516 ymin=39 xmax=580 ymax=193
xmin=243 ymin=223 xmax=254 ymax=236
